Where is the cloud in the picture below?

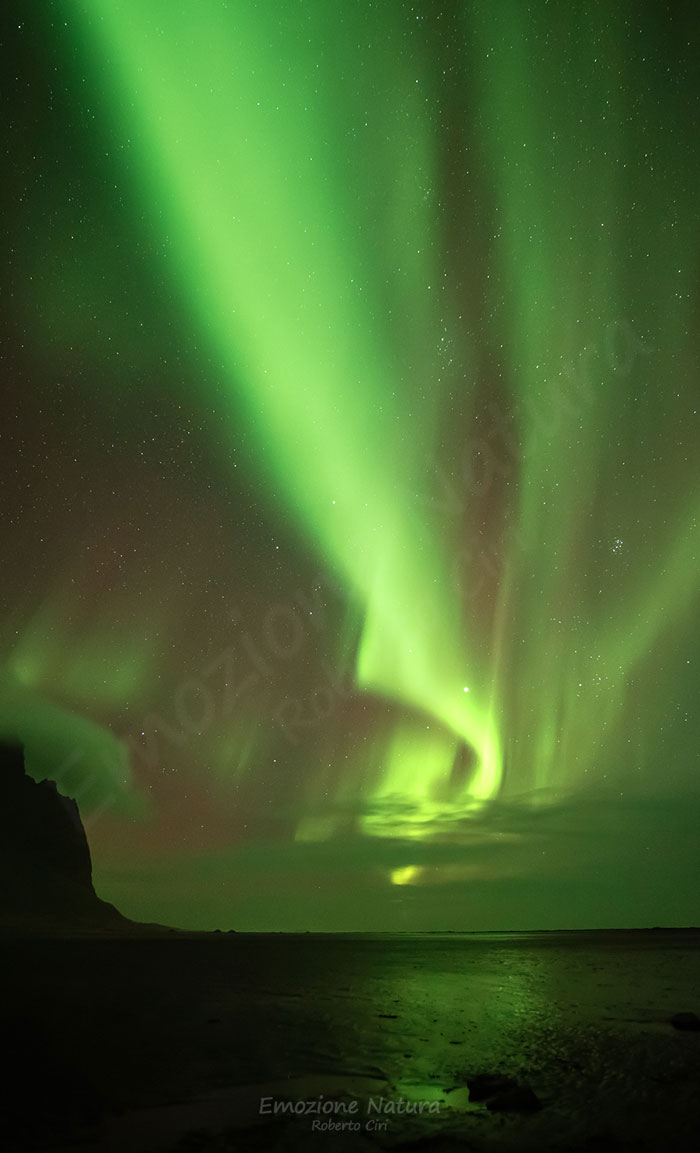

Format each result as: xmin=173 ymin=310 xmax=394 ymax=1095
xmin=94 ymin=787 xmax=700 ymax=930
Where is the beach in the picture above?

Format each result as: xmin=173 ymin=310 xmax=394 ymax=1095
xmin=1 ymin=929 xmax=698 ymax=1151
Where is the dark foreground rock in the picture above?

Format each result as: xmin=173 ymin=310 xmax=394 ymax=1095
xmin=669 ymin=1011 xmax=700 ymax=1031
xmin=466 ymin=1071 xmax=542 ymax=1112
xmin=465 ymin=1072 xmax=518 ymax=1101
xmin=485 ymin=1084 xmax=542 ymax=1112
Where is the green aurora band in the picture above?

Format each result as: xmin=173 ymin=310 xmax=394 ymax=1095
xmin=75 ymin=0 xmax=507 ymax=824
xmin=4 ymin=1 xmax=699 ymax=909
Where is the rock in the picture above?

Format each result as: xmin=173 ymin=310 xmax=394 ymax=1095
xmin=466 ymin=1072 xmax=518 ymax=1101
xmin=0 ymin=741 xmax=125 ymax=929
xmin=670 ymin=1011 xmax=700 ymax=1031
xmin=486 ymin=1084 xmax=542 ymax=1112
xmin=466 ymin=1072 xmax=542 ymax=1112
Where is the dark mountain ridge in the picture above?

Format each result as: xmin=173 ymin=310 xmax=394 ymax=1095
xmin=0 ymin=741 xmax=125 ymax=930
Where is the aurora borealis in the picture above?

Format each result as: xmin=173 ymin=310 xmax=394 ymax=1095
xmin=2 ymin=1 xmax=699 ymax=930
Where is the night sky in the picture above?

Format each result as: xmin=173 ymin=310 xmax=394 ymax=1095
xmin=2 ymin=1 xmax=699 ymax=931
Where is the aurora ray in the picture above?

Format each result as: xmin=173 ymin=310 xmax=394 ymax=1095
xmin=72 ymin=0 xmax=504 ymax=812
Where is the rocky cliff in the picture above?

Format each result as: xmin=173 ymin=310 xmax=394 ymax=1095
xmin=0 ymin=741 xmax=124 ymax=929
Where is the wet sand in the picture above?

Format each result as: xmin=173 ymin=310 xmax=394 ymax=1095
xmin=1 ymin=929 xmax=698 ymax=1151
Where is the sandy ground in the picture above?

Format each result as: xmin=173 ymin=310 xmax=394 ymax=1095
xmin=1 ymin=929 xmax=698 ymax=1152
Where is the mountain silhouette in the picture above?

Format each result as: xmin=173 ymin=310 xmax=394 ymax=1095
xmin=0 ymin=741 xmax=125 ymax=930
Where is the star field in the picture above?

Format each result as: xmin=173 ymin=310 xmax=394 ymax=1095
xmin=1 ymin=1 xmax=699 ymax=931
